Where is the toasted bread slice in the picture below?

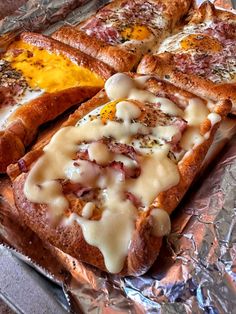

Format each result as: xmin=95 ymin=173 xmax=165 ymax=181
xmin=52 ymin=0 xmax=193 ymax=72
xmin=8 ymin=73 xmax=231 ymax=276
xmin=137 ymin=1 xmax=236 ymax=113
xmin=0 ymin=31 xmax=114 ymax=172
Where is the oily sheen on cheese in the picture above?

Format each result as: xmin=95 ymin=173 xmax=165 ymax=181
xmin=23 ymin=73 xmax=221 ymax=273
xmin=0 ymin=40 xmax=103 ymax=130
xmin=4 ymin=40 xmax=104 ymax=92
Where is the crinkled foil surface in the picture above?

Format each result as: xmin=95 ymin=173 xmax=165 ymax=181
xmin=0 ymin=0 xmax=236 ymax=313
xmin=0 ymin=0 xmax=108 ymax=50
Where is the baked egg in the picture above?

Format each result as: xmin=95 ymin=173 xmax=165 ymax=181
xmin=180 ymin=34 xmax=222 ymax=53
xmin=121 ymin=25 xmax=152 ymax=41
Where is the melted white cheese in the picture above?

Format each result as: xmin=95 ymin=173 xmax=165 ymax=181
xmin=104 ymin=73 xmax=135 ymax=100
xmin=150 ymin=208 xmax=171 ymax=237
xmin=127 ymin=146 xmax=179 ymax=206
xmin=116 ymin=101 xmax=141 ymax=121
xmin=82 ymin=202 xmax=95 ymax=219
xmin=23 ymin=73 xmax=213 ymax=273
xmin=88 ymin=142 xmax=112 ymax=166
xmin=152 ymin=125 xmax=180 ymax=141
xmin=180 ymin=127 xmax=204 ymax=150
xmin=105 ymin=73 xmax=183 ymax=117
xmin=207 ymin=112 xmax=221 ymax=126
xmin=184 ymin=98 xmax=209 ymax=127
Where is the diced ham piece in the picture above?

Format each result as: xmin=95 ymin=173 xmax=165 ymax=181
xmin=125 ymin=192 xmax=142 ymax=208
xmin=62 ymin=181 xmax=93 ymax=197
xmin=110 ymin=160 xmax=140 ymax=179
xmin=107 ymin=142 xmax=138 ymax=161
xmin=18 ymin=159 xmax=28 ymax=173
xmin=82 ymin=18 xmax=120 ymax=44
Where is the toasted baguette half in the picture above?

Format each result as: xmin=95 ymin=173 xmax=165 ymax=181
xmin=52 ymin=0 xmax=193 ymax=72
xmin=137 ymin=1 xmax=236 ymax=113
xmin=0 ymin=31 xmax=114 ymax=172
xmin=8 ymin=73 xmax=231 ymax=276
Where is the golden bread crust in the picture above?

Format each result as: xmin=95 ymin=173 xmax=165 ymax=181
xmin=52 ymin=0 xmax=193 ymax=72
xmin=190 ymin=0 xmax=236 ymax=24
xmin=20 ymin=32 xmax=113 ymax=80
xmin=0 ymin=86 xmax=100 ymax=173
xmin=137 ymin=53 xmax=236 ymax=112
xmin=137 ymin=1 xmax=236 ymax=113
xmin=8 ymin=74 xmax=231 ymax=276
xmin=52 ymin=26 xmax=139 ymax=72
xmin=0 ymin=32 xmax=114 ymax=172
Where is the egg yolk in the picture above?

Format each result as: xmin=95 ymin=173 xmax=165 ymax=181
xmin=121 ymin=25 xmax=151 ymax=41
xmin=100 ymin=99 xmax=124 ymax=124
xmin=180 ymin=34 xmax=222 ymax=53
xmin=4 ymin=40 xmax=104 ymax=93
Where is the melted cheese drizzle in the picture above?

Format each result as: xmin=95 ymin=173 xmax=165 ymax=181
xmin=24 ymin=73 xmax=212 ymax=273
xmin=151 ymin=208 xmax=171 ymax=237
xmin=181 ymin=96 xmax=210 ymax=151
xmin=4 ymin=40 xmax=104 ymax=93
xmin=207 ymin=112 xmax=221 ymax=126
xmin=184 ymin=98 xmax=209 ymax=126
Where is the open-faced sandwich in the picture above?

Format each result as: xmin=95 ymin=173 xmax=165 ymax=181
xmin=137 ymin=1 xmax=236 ymax=113
xmin=0 ymin=32 xmax=113 ymax=172
xmin=8 ymin=73 xmax=231 ymax=275
xmin=52 ymin=0 xmax=194 ymax=72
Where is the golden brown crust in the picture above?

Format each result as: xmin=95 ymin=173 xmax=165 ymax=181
xmin=0 ymin=86 xmax=100 ymax=173
xmin=0 ymin=32 xmax=115 ymax=172
xmin=20 ymin=32 xmax=114 ymax=80
xmin=52 ymin=26 xmax=139 ymax=73
xmin=137 ymin=2 xmax=236 ymax=113
xmin=8 ymin=75 xmax=231 ymax=276
xmin=191 ymin=0 xmax=236 ymax=24
xmin=137 ymin=53 xmax=236 ymax=113
xmin=52 ymin=0 xmax=193 ymax=72
xmin=0 ymin=127 xmax=25 ymax=174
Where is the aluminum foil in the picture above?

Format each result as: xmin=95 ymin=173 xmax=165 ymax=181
xmin=0 ymin=0 xmax=236 ymax=313
xmin=0 ymin=0 xmax=93 ymax=49
xmin=47 ymin=121 xmax=236 ymax=314
xmin=1 ymin=120 xmax=235 ymax=313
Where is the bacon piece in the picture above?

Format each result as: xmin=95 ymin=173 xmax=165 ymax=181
xmin=62 ymin=181 xmax=93 ymax=197
xmin=0 ymin=86 xmax=17 ymax=108
xmin=107 ymin=142 xmax=138 ymax=161
xmin=172 ymin=117 xmax=187 ymax=134
xmin=110 ymin=160 xmax=140 ymax=179
xmin=110 ymin=161 xmax=125 ymax=178
xmin=76 ymin=150 xmax=89 ymax=161
xmin=204 ymin=21 xmax=236 ymax=41
xmin=82 ymin=18 xmax=120 ymax=44
xmin=125 ymin=192 xmax=142 ymax=208
xmin=17 ymin=159 xmax=28 ymax=173
xmin=74 ymin=187 xmax=93 ymax=198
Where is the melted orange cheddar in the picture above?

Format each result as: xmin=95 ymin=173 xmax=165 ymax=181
xmin=121 ymin=25 xmax=151 ymax=41
xmin=180 ymin=34 xmax=222 ymax=53
xmin=4 ymin=40 xmax=104 ymax=93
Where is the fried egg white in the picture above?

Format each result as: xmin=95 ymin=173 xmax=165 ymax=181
xmin=0 ymin=89 xmax=44 ymax=130
xmin=157 ymin=22 xmax=216 ymax=54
